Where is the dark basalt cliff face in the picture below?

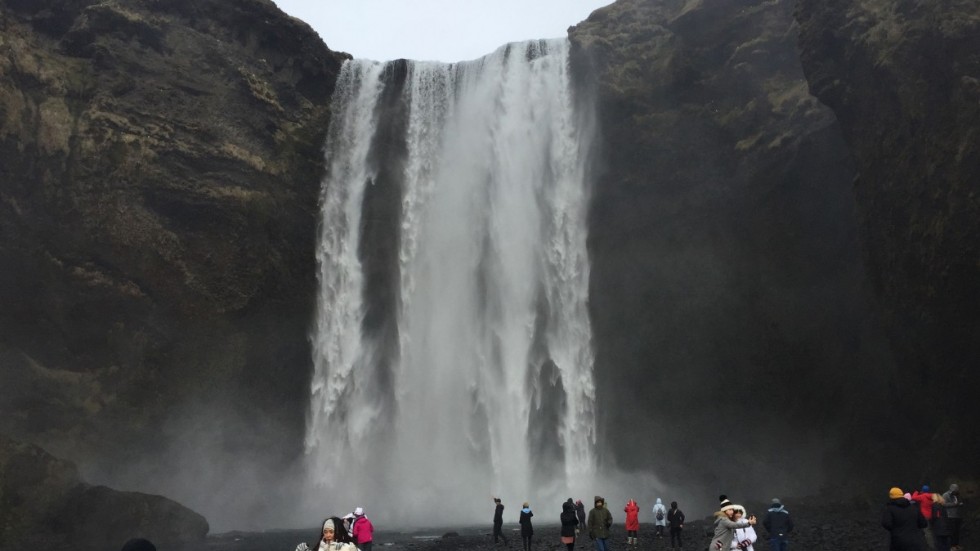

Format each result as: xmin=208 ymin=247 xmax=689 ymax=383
xmin=0 ymin=0 xmax=346 ymax=526
xmin=795 ymin=0 xmax=980 ymax=471
xmin=0 ymin=435 xmax=208 ymax=551
xmin=1 ymin=0 xmax=976 ymax=532
xmin=569 ymin=0 xmax=898 ymax=494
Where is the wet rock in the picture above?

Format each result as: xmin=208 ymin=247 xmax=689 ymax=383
xmin=0 ymin=435 xmax=207 ymax=551
xmin=568 ymin=0 xmax=891 ymax=492
xmin=796 ymin=0 xmax=980 ymax=474
xmin=0 ymin=0 xmax=347 ymax=524
xmin=57 ymin=484 xmax=208 ymax=551
xmin=0 ymin=434 xmax=80 ymax=549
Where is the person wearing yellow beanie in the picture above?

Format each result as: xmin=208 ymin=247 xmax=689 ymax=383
xmin=882 ymin=487 xmax=928 ymax=551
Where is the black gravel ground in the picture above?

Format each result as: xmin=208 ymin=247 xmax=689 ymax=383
xmin=199 ymin=499 xmax=975 ymax=551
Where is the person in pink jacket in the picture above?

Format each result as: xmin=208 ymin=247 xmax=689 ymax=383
xmin=351 ymin=507 xmax=374 ymax=551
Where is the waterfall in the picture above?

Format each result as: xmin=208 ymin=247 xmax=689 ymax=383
xmin=308 ymin=39 xmax=596 ymax=525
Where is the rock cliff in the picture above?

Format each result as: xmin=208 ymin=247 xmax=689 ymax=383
xmin=0 ymin=0 xmax=346 ymax=527
xmin=569 ymin=0 xmax=895 ymax=493
xmin=1 ymin=0 xmax=976 ymax=530
xmin=795 ymin=0 xmax=980 ymax=473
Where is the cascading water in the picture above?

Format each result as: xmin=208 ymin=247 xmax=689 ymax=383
xmin=308 ymin=39 xmax=596 ymax=525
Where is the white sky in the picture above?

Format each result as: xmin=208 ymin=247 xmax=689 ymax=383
xmin=271 ymin=0 xmax=614 ymax=63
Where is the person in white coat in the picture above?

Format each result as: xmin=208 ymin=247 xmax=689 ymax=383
xmin=652 ymin=498 xmax=668 ymax=538
xmin=296 ymin=517 xmax=358 ymax=551
xmin=729 ymin=506 xmax=758 ymax=551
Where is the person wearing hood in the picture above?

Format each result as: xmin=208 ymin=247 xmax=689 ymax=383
xmin=762 ymin=498 xmax=793 ymax=551
xmin=520 ymin=501 xmax=534 ymax=551
xmin=561 ymin=499 xmax=580 ymax=551
xmin=666 ymin=501 xmax=685 ymax=551
xmin=493 ymin=497 xmax=509 ymax=545
xmin=588 ymin=496 xmax=613 ymax=551
xmin=709 ymin=497 xmax=755 ymax=551
xmin=882 ymin=487 xmax=928 ymax=551
xmin=652 ymin=498 xmax=667 ymax=538
xmin=351 ymin=507 xmax=373 ymax=551
xmin=730 ymin=506 xmax=758 ymax=551
xmin=296 ymin=517 xmax=358 ymax=551
xmin=624 ymin=499 xmax=640 ymax=547
xmin=941 ymin=484 xmax=964 ymax=550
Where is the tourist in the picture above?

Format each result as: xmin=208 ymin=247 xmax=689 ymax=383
xmin=941 ymin=484 xmax=964 ymax=550
xmin=493 ymin=497 xmax=509 ymax=545
xmin=667 ymin=501 xmax=685 ymax=551
xmin=882 ymin=487 xmax=928 ymax=551
xmin=730 ymin=506 xmax=758 ymax=551
xmin=296 ymin=517 xmax=358 ymax=551
xmin=576 ymin=500 xmax=587 ymax=532
xmin=912 ymin=485 xmax=936 ymax=550
xmin=562 ymin=499 xmax=580 ymax=551
xmin=342 ymin=513 xmax=355 ymax=538
xmin=351 ymin=507 xmax=374 ymax=551
xmin=762 ymin=498 xmax=793 ymax=551
xmin=709 ymin=497 xmax=755 ymax=551
xmin=588 ymin=496 xmax=613 ymax=551
xmin=520 ymin=501 xmax=534 ymax=551
xmin=931 ymin=494 xmax=951 ymax=551
xmin=652 ymin=498 xmax=667 ymax=538
xmin=624 ymin=498 xmax=640 ymax=547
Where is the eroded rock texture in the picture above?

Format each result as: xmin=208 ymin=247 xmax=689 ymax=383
xmin=0 ymin=0 xmax=346 ymax=524
xmin=0 ymin=435 xmax=208 ymax=551
xmin=796 ymin=0 xmax=980 ymax=472
xmin=569 ymin=0 xmax=895 ymax=492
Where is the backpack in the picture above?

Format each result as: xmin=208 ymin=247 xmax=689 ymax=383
xmin=656 ymin=509 xmax=664 ymax=521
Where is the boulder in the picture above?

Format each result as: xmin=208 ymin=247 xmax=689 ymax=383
xmin=0 ymin=434 xmax=80 ymax=548
xmin=57 ymin=484 xmax=209 ymax=551
xmin=0 ymin=435 xmax=207 ymax=551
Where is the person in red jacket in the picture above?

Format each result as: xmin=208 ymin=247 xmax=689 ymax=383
xmin=624 ymin=499 xmax=640 ymax=548
xmin=351 ymin=507 xmax=374 ymax=551
xmin=911 ymin=486 xmax=935 ymax=550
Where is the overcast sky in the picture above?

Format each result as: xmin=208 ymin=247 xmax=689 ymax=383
xmin=271 ymin=0 xmax=614 ymax=63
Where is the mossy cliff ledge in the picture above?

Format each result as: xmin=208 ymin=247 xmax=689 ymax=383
xmin=0 ymin=0 xmax=347 ymax=527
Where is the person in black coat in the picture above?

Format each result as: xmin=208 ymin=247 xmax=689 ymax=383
xmin=763 ymin=498 xmax=794 ymax=551
xmin=666 ymin=501 xmax=685 ymax=551
xmin=575 ymin=500 xmax=587 ymax=529
xmin=561 ymin=499 xmax=579 ymax=551
xmin=519 ymin=502 xmax=534 ymax=551
xmin=882 ymin=487 xmax=928 ymax=551
xmin=932 ymin=495 xmax=952 ymax=551
xmin=493 ymin=497 xmax=509 ymax=545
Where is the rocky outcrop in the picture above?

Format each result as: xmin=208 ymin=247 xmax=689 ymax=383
xmin=57 ymin=484 xmax=208 ymax=551
xmin=0 ymin=435 xmax=207 ymax=551
xmin=0 ymin=0 xmax=346 ymax=525
xmin=569 ymin=0 xmax=895 ymax=492
xmin=0 ymin=435 xmax=78 ymax=548
xmin=795 ymin=0 xmax=980 ymax=473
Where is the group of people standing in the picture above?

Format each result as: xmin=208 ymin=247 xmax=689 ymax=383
xmin=494 ymin=495 xmax=689 ymax=551
xmin=709 ymin=495 xmax=793 ymax=551
xmin=295 ymin=507 xmax=375 ymax=551
xmin=624 ymin=497 xmax=686 ymax=549
xmin=883 ymin=483 xmax=965 ymax=551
